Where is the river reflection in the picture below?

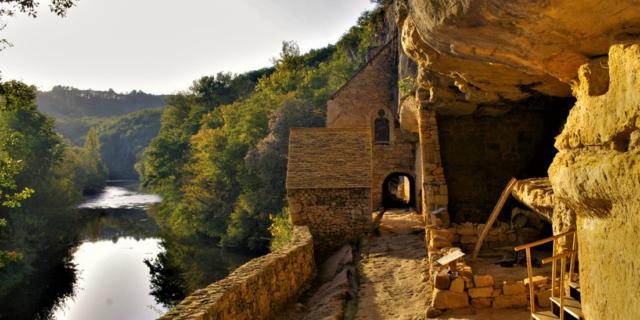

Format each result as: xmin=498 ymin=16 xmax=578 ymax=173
xmin=15 ymin=181 xmax=258 ymax=320
xmin=52 ymin=238 xmax=167 ymax=320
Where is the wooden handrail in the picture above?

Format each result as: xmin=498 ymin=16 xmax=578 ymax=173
xmin=514 ymin=229 xmax=575 ymax=251
xmin=515 ymin=229 xmax=577 ymax=320
xmin=541 ymin=250 xmax=577 ymax=264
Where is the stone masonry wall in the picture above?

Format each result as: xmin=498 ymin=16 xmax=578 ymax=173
xmin=288 ymin=188 xmax=371 ymax=255
xmin=371 ymin=137 xmax=417 ymax=210
xmin=160 ymin=226 xmax=315 ymax=320
xmin=417 ymin=109 xmax=449 ymax=223
xmin=438 ymin=105 xmax=570 ymax=223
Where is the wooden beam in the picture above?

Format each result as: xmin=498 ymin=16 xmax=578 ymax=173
xmin=471 ymin=177 xmax=517 ymax=260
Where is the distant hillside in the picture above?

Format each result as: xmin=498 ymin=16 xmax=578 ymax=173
xmin=37 ymin=86 xmax=166 ymax=118
xmin=97 ymin=108 xmax=163 ymax=179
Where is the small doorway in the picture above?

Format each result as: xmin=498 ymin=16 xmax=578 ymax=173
xmin=382 ymin=173 xmax=415 ymax=208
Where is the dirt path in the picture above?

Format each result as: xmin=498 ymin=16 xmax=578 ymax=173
xmin=353 ymin=210 xmax=531 ymax=320
xmin=354 ymin=209 xmax=429 ymax=320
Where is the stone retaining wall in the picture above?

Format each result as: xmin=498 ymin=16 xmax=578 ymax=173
xmin=160 ymin=226 xmax=315 ymax=320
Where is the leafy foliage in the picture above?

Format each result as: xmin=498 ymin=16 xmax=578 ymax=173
xmin=0 ymin=81 xmax=108 ymax=295
xmin=96 ymin=108 xmax=163 ymax=179
xmin=0 ymin=0 xmax=76 ymax=18
xmin=141 ymin=7 xmax=386 ymax=251
xmin=268 ymin=209 xmax=292 ymax=252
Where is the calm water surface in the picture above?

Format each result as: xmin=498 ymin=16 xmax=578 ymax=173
xmin=41 ymin=181 xmax=256 ymax=320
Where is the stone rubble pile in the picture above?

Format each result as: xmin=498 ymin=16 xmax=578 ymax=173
xmin=425 ymin=225 xmax=552 ymax=316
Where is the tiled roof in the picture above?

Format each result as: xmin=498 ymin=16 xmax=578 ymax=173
xmin=286 ymin=128 xmax=372 ymax=189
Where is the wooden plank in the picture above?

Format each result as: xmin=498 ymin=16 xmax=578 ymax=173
xmin=436 ymin=250 xmax=465 ymax=266
xmin=532 ymin=311 xmax=559 ymax=320
xmin=550 ymin=297 xmax=584 ymax=319
xmin=471 ymin=177 xmax=517 ymax=260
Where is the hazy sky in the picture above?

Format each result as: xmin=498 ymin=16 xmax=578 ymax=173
xmin=0 ymin=0 xmax=375 ymax=94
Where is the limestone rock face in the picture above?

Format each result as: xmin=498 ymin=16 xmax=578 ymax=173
xmin=511 ymin=178 xmax=555 ymax=222
xmin=548 ymin=43 xmax=640 ymax=320
xmin=397 ymin=0 xmax=640 ymax=112
xmin=399 ymin=96 xmax=420 ymax=133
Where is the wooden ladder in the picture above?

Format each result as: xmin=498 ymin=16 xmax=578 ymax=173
xmin=514 ymin=230 xmax=583 ymax=320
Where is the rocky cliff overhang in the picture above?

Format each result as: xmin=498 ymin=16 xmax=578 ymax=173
xmin=397 ymin=0 xmax=640 ymax=114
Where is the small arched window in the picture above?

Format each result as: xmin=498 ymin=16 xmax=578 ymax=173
xmin=374 ymin=109 xmax=390 ymax=144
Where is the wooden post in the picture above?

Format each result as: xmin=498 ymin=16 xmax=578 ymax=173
xmin=552 ymin=239 xmax=557 ymax=296
xmin=560 ymin=256 xmax=566 ymax=320
xmin=569 ymin=232 xmax=577 ymax=282
xmin=526 ymin=247 xmax=536 ymax=314
xmin=472 ymin=177 xmax=517 ymax=260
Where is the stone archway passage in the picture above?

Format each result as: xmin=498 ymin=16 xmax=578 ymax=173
xmin=382 ymin=173 xmax=415 ymax=209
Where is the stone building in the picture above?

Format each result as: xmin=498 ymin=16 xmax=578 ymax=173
xmin=326 ymin=40 xmax=421 ymax=213
xmin=286 ymin=128 xmax=372 ymax=254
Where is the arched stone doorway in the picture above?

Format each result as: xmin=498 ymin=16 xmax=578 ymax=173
xmin=382 ymin=173 xmax=416 ymax=208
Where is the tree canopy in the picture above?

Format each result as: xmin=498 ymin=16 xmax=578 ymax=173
xmin=140 ymin=6 xmax=387 ymax=251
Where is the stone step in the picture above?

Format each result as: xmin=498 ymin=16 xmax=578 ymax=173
xmin=532 ymin=310 xmax=559 ymax=320
xmin=550 ymin=296 xmax=584 ymax=319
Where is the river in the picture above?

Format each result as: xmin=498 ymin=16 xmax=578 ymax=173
xmin=23 ymin=181 xmax=257 ymax=320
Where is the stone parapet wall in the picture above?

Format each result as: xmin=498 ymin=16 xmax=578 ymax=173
xmin=160 ymin=226 xmax=315 ymax=320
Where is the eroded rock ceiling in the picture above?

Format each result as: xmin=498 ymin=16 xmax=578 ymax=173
xmin=397 ymin=0 xmax=640 ymax=113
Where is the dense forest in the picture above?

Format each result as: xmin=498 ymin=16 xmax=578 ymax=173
xmin=97 ymin=109 xmax=163 ymax=179
xmin=0 ymin=81 xmax=108 ymax=303
xmin=37 ymin=86 xmax=165 ymax=118
xmin=0 ymin=1 xmax=393 ymax=317
xmin=35 ymin=87 xmax=166 ymax=179
xmin=140 ymin=7 xmax=387 ymax=252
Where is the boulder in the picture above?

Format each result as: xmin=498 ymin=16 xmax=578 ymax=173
xmin=432 ymin=289 xmax=469 ymax=309
xmin=318 ymin=245 xmax=353 ymax=283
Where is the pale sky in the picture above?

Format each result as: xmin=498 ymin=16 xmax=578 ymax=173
xmin=0 ymin=0 xmax=376 ymax=94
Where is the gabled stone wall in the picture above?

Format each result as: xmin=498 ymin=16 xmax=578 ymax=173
xmin=326 ymin=41 xmax=419 ymax=210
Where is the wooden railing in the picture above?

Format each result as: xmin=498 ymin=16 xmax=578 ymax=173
xmin=514 ymin=230 xmax=578 ymax=319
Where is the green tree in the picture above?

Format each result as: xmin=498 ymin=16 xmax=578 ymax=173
xmin=0 ymin=80 xmax=107 ymax=282
xmin=140 ymin=5 xmax=387 ymax=251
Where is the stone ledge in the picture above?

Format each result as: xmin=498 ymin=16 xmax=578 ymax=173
xmin=160 ymin=226 xmax=316 ymax=320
